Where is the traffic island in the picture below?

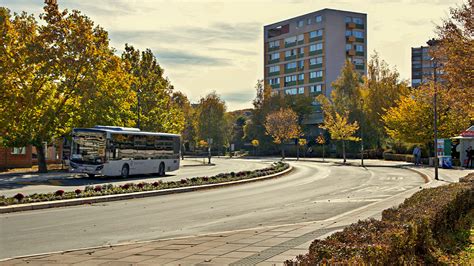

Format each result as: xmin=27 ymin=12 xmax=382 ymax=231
xmin=0 ymin=162 xmax=291 ymax=213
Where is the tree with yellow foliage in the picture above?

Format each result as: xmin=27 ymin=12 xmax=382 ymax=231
xmin=264 ymin=108 xmax=302 ymax=159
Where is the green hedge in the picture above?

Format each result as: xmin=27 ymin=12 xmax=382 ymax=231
xmin=287 ymin=174 xmax=474 ymax=264
xmin=0 ymin=162 xmax=289 ymax=206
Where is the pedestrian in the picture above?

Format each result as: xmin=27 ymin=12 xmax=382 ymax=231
xmin=413 ymin=145 xmax=421 ymax=166
xmin=466 ymin=146 xmax=473 ymax=168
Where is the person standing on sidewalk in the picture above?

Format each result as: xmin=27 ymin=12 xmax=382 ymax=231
xmin=466 ymin=146 xmax=473 ymax=168
xmin=413 ymin=145 xmax=421 ymax=166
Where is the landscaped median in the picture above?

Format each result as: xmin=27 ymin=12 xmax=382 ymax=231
xmin=286 ymin=172 xmax=474 ymax=265
xmin=0 ymin=162 xmax=290 ymax=213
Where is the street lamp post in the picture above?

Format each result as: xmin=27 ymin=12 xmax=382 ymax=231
xmin=137 ymin=87 xmax=142 ymax=130
xmin=431 ymin=58 xmax=439 ymax=180
xmin=360 ymin=98 xmax=364 ymax=167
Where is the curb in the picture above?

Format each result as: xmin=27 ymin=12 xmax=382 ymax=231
xmin=182 ymin=163 xmax=216 ymax=167
xmin=0 ymin=166 xmax=293 ymax=214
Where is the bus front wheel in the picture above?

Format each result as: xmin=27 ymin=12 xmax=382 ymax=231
xmin=121 ymin=164 xmax=130 ymax=178
xmin=158 ymin=162 xmax=165 ymax=176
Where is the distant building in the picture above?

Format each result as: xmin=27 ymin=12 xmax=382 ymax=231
xmin=0 ymin=141 xmax=65 ymax=169
xmin=411 ymin=39 xmax=443 ymax=88
xmin=263 ymin=9 xmax=367 ymax=129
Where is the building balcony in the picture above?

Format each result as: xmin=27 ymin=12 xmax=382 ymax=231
xmin=285 ymin=42 xmax=297 ymax=48
xmin=355 ymin=64 xmax=364 ymax=70
xmin=297 ymin=40 xmax=305 ymax=45
xmin=346 ymin=22 xmax=356 ymax=29
xmin=271 ymin=84 xmax=280 ymax=89
xmin=355 ymin=24 xmax=364 ymax=29
xmin=309 ymin=36 xmax=323 ymax=42
xmin=298 ymin=53 xmax=305 ymax=58
xmin=285 ymin=68 xmax=297 ymax=74
xmin=346 ymin=36 xmax=355 ymax=42
xmin=355 ymin=37 xmax=364 ymax=43
xmin=346 ymin=49 xmax=356 ymax=56
xmin=309 ymin=77 xmax=323 ymax=83
xmin=268 ymin=46 xmax=280 ymax=52
xmin=285 ymin=55 xmax=297 ymax=61
xmin=268 ymin=58 xmax=280 ymax=64
xmin=356 ymin=51 xmax=364 ymax=56
xmin=309 ymin=63 xmax=323 ymax=69
xmin=309 ymin=50 xmax=323 ymax=56
xmin=268 ymin=71 xmax=280 ymax=76
xmin=285 ymin=81 xmax=297 ymax=87
xmin=297 ymin=80 xmax=305 ymax=85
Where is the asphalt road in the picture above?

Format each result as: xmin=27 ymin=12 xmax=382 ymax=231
xmin=0 ymin=158 xmax=271 ymax=197
xmin=0 ymin=160 xmax=425 ymax=259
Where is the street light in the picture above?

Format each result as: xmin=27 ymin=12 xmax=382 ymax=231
xmin=431 ymin=57 xmax=439 ymax=180
xmin=360 ymin=98 xmax=364 ymax=167
xmin=136 ymin=87 xmax=142 ymax=130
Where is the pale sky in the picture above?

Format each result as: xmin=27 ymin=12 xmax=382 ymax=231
xmin=2 ymin=0 xmax=463 ymax=111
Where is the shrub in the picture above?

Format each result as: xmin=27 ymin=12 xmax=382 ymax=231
xmin=202 ymin=176 xmax=209 ymax=182
xmin=288 ymin=175 xmax=473 ymax=265
xmin=180 ymin=179 xmax=187 ymax=184
xmin=152 ymin=181 xmax=161 ymax=187
xmin=74 ymin=189 xmax=82 ymax=195
xmin=13 ymin=193 xmax=25 ymax=202
xmin=55 ymin=190 xmax=65 ymax=197
xmin=137 ymin=183 xmax=145 ymax=189
xmin=93 ymin=185 xmax=102 ymax=192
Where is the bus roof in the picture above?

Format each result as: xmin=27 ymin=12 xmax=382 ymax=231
xmin=73 ymin=126 xmax=180 ymax=137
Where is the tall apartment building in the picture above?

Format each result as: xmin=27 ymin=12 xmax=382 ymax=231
xmin=263 ymin=9 xmax=367 ymax=126
xmin=411 ymin=39 xmax=442 ymax=88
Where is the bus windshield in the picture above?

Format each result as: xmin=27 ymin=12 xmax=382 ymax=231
xmin=71 ymin=131 xmax=106 ymax=165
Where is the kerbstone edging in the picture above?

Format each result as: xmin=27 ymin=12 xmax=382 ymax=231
xmin=0 ymin=165 xmax=293 ymax=214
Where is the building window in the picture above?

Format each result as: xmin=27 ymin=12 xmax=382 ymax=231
xmin=355 ymin=44 xmax=364 ymax=52
xmin=316 ymin=43 xmax=323 ymax=50
xmin=269 ymin=77 xmax=280 ymax=85
xmin=352 ymin=17 xmax=363 ymax=24
xmin=285 ymin=75 xmax=297 ymax=82
xmin=269 ymin=65 xmax=280 ymax=73
xmin=316 ymin=70 xmax=323 ymax=77
xmin=284 ymin=36 xmax=297 ymax=45
xmin=353 ymin=31 xmax=363 ymax=38
xmin=298 ymin=73 xmax=304 ymax=81
xmin=299 ymin=47 xmax=304 ymax=54
xmin=345 ymin=30 xmax=352 ymax=36
xmin=310 ymin=84 xmax=322 ymax=93
xmin=307 ymin=18 xmax=312 ymax=25
xmin=11 ymin=147 xmax=26 ymax=155
xmin=309 ymin=29 xmax=323 ymax=38
xmin=269 ymin=40 xmax=280 ymax=48
xmin=310 ymin=71 xmax=317 ymax=78
xmin=298 ymin=87 xmax=305 ymax=94
xmin=285 ymin=49 xmax=297 ymax=57
xmin=297 ymin=34 xmax=304 ymax=42
xmin=315 ymin=15 xmax=322 ymax=23
xmin=286 ymin=62 xmax=297 ymax=69
xmin=310 ymin=57 xmax=323 ymax=65
xmin=298 ymin=60 xmax=304 ymax=69
xmin=346 ymin=44 xmax=352 ymax=51
xmin=269 ymin=52 xmax=280 ymax=60
xmin=297 ymin=20 xmax=304 ymax=28
xmin=285 ymin=88 xmax=297 ymax=95
xmin=310 ymin=71 xmax=323 ymax=78
xmin=345 ymin=16 xmax=351 ymax=23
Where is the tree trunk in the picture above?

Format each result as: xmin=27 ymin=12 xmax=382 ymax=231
xmin=322 ymin=144 xmax=325 ymax=162
xmin=281 ymin=144 xmax=285 ymax=160
xmin=35 ymin=143 xmax=48 ymax=173
xmin=342 ymin=141 xmax=346 ymax=164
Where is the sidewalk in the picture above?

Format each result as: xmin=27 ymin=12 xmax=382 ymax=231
xmin=2 ymin=163 xmax=471 ymax=265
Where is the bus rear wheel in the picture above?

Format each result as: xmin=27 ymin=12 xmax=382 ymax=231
xmin=87 ymin=173 xmax=95 ymax=178
xmin=121 ymin=164 xmax=130 ymax=178
xmin=158 ymin=162 xmax=165 ymax=176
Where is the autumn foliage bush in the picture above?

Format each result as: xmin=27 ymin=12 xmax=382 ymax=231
xmin=288 ymin=175 xmax=474 ymax=265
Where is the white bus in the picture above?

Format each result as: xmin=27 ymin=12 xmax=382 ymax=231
xmin=69 ymin=126 xmax=180 ymax=178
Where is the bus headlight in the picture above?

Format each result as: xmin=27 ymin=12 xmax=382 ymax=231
xmin=96 ymin=165 xmax=104 ymax=171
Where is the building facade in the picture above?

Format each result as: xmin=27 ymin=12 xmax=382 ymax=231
xmin=411 ymin=39 xmax=442 ymax=88
xmin=263 ymin=9 xmax=367 ymax=126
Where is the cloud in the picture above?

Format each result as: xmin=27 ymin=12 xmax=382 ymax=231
xmin=109 ymin=22 xmax=260 ymax=46
xmin=220 ymin=91 xmax=256 ymax=104
xmin=154 ymin=50 xmax=231 ymax=66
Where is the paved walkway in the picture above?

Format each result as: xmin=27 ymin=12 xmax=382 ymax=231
xmin=2 ymin=161 xmax=472 ymax=266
